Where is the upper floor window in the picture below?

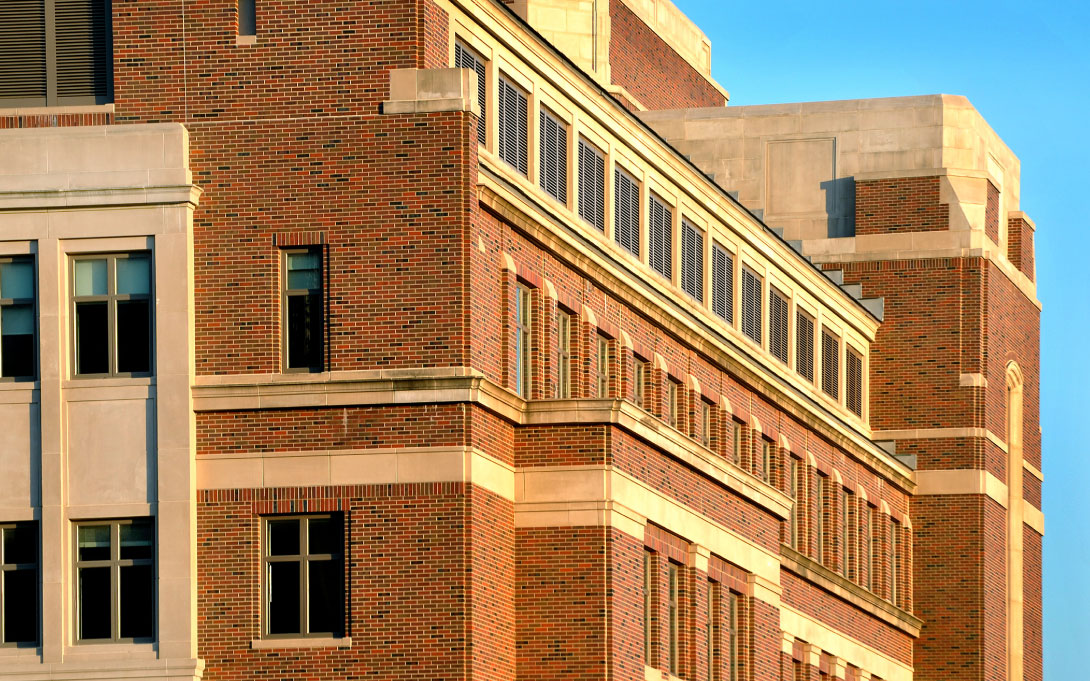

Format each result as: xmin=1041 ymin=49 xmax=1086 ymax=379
xmin=578 ymin=139 xmax=605 ymax=232
xmin=821 ymin=329 xmax=840 ymax=400
xmin=648 ymin=194 xmax=673 ymax=281
xmin=75 ymin=518 xmax=154 ymax=643
xmin=515 ymin=284 xmax=532 ymax=398
xmin=796 ymin=310 xmax=815 ymax=383
xmin=700 ymin=400 xmax=712 ymax=448
xmin=840 ymin=488 xmax=850 ymax=576
xmin=454 ymin=41 xmax=487 ymax=145
xmin=264 ymin=515 xmax=343 ymax=638
xmin=614 ymin=169 xmax=640 ymax=257
xmin=788 ymin=457 xmax=800 ymax=550
xmin=846 ymin=347 xmax=864 ymax=417
xmin=732 ymin=421 xmax=742 ymax=465
xmin=238 ymin=0 xmax=256 ymax=36
xmin=0 ymin=257 xmax=35 ymax=380
xmin=725 ymin=590 xmax=740 ymax=681
xmin=741 ymin=267 xmax=762 ymax=345
xmin=72 ymin=252 xmax=152 ymax=377
xmin=680 ymin=219 xmax=704 ymax=303
xmin=555 ymin=308 xmax=571 ymax=399
xmin=642 ymin=550 xmax=653 ymax=664
xmin=816 ymin=474 xmax=827 ymax=565
xmin=497 ymin=76 xmax=528 ymax=176
xmin=539 ymin=108 xmax=568 ymax=205
xmin=889 ymin=520 xmax=900 ymax=606
xmin=282 ymin=248 xmax=323 ymax=372
xmin=711 ymin=243 xmax=733 ymax=325
xmin=668 ymin=562 xmax=680 ymax=676
xmin=667 ymin=376 xmax=680 ymax=429
xmin=0 ymin=0 xmax=113 ymax=107
xmin=768 ymin=286 xmax=789 ymax=364
xmin=595 ymin=333 xmax=609 ymax=398
xmin=633 ymin=355 xmax=647 ymax=409
xmin=760 ymin=439 xmax=772 ymax=483
xmin=1 ymin=522 xmax=38 ymax=646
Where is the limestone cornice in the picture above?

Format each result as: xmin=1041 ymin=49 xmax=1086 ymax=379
xmin=0 ymin=185 xmax=202 ymax=211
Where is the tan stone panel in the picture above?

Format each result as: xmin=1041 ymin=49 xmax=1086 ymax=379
xmin=67 ymin=398 xmax=154 ymax=507
xmin=0 ymin=402 xmax=40 ymax=510
xmin=765 ymin=138 xmax=835 ymax=217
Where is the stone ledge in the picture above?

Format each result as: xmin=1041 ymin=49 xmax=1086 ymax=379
xmin=382 ymin=68 xmax=480 ymax=117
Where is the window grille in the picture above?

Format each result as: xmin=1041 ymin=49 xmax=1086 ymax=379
xmin=821 ymin=330 xmax=839 ymax=400
xmin=681 ymin=220 xmax=704 ymax=303
xmin=497 ymin=77 xmax=528 ymax=175
xmin=712 ymin=243 xmax=733 ymax=324
xmin=578 ymin=139 xmax=605 ymax=231
xmin=614 ymin=169 xmax=640 ymax=257
xmin=538 ymin=109 xmax=568 ymax=204
xmin=796 ymin=311 xmax=815 ymax=383
xmin=648 ymin=194 xmax=672 ymax=281
xmin=741 ymin=267 xmax=762 ymax=344
xmin=455 ymin=42 xmax=487 ymax=145
xmin=846 ymin=348 xmax=863 ymax=416
xmin=769 ymin=287 xmax=788 ymax=364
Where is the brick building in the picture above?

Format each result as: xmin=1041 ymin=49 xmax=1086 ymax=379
xmin=0 ymin=1 xmax=1040 ymax=681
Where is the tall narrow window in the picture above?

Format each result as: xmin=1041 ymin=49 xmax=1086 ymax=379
xmin=1 ymin=522 xmax=38 ymax=645
xmin=283 ymin=249 xmax=323 ymax=372
xmin=633 ymin=356 xmax=647 ymax=409
xmin=796 ymin=310 xmax=815 ymax=383
xmin=821 ymin=330 xmax=840 ymax=400
xmin=726 ymin=591 xmax=739 ymax=681
xmin=760 ymin=440 xmax=771 ymax=483
xmin=732 ymin=421 xmax=742 ymax=465
xmin=741 ymin=267 xmax=762 ymax=344
xmin=497 ymin=76 xmax=528 ymax=175
xmin=75 ymin=518 xmax=154 ymax=642
xmin=889 ymin=521 xmax=900 ymax=606
xmin=681 ymin=220 xmax=705 ymax=303
xmin=712 ymin=243 xmax=733 ymax=325
xmin=578 ymin=139 xmax=606 ymax=231
xmin=701 ymin=401 xmax=712 ymax=447
xmin=264 ymin=515 xmax=343 ymax=637
xmin=840 ymin=489 xmax=849 ymax=575
xmin=614 ymin=169 xmax=640 ymax=257
xmin=788 ymin=457 xmax=799 ymax=549
xmin=72 ymin=252 xmax=153 ymax=377
xmin=643 ymin=550 xmax=652 ymax=664
xmin=649 ymin=194 xmax=673 ymax=281
xmin=866 ymin=506 xmax=876 ymax=592
xmin=668 ymin=563 xmax=680 ymax=676
xmin=0 ymin=0 xmax=113 ymax=107
xmin=556 ymin=309 xmax=571 ymax=398
xmin=769 ymin=287 xmax=788 ymax=364
xmin=238 ymin=0 xmax=256 ymax=36
xmin=706 ymin=581 xmax=717 ymax=681
xmin=667 ymin=377 xmax=680 ymax=428
xmin=539 ymin=109 xmax=568 ymax=205
xmin=515 ymin=285 xmax=532 ymax=398
xmin=816 ymin=475 xmax=826 ymax=565
xmin=454 ymin=41 xmax=487 ymax=145
xmin=596 ymin=334 xmax=609 ymax=398
xmin=0 ymin=257 xmax=35 ymax=379
xmin=846 ymin=348 xmax=863 ymax=417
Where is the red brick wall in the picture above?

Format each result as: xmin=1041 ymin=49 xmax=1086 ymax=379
xmin=608 ymin=1 xmax=725 ymax=111
xmin=854 ymin=177 xmax=948 ymax=235
xmin=1007 ymin=216 xmax=1035 ymax=281
xmin=1024 ymin=527 xmax=1043 ymax=681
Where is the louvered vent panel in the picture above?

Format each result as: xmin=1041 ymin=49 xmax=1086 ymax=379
xmin=498 ymin=78 xmax=528 ymax=175
xmin=796 ymin=311 xmax=815 ymax=382
xmin=741 ymin=267 xmax=762 ymax=344
xmin=455 ymin=42 xmax=486 ymax=145
xmin=578 ymin=140 xmax=605 ymax=231
xmin=0 ymin=0 xmax=47 ymax=103
xmin=846 ymin=350 xmax=863 ymax=416
xmin=822 ymin=330 xmax=840 ymax=399
xmin=55 ymin=0 xmax=109 ymax=100
xmin=769 ymin=288 xmax=788 ymax=364
xmin=712 ymin=243 xmax=733 ymax=324
xmin=538 ymin=110 xmax=567 ymax=204
xmin=649 ymin=195 xmax=672 ymax=280
xmin=681 ymin=220 xmax=703 ymax=303
xmin=614 ymin=169 xmax=640 ymax=257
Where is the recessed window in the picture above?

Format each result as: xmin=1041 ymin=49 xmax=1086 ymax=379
xmin=815 ymin=475 xmax=827 ymax=566
xmin=75 ymin=518 xmax=154 ymax=642
xmin=796 ymin=310 xmax=815 ymax=383
xmin=614 ymin=168 xmax=640 ymax=257
xmin=282 ymin=248 xmax=324 ymax=372
xmin=760 ymin=439 xmax=772 ymax=483
xmin=633 ymin=356 xmax=647 ymax=409
xmin=556 ymin=309 xmax=571 ymax=399
xmin=0 ymin=0 xmax=113 ymax=107
xmin=264 ymin=515 xmax=343 ymax=637
xmin=668 ymin=562 xmax=680 ymax=676
xmin=840 ymin=488 xmax=850 ymax=575
xmin=515 ymin=284 xmax=532 ymax=398
xmin=681 ymin=219 xmax=704 ymax=303
xmin=741 ymin=267 xmax=762 ymax=345
xmin=1 ymin=522 xmax=38 ymax=646
xmin=846 ymin=347 xmax=864 ymax=416
xmin=788 ymin=457 xmax=800 ymax=550
xmin=726 ymin=590 xmax=740 ymax=681
xmin=667 ymin=377 xmax=680 ymax=428
xmin=454 ymin=41 xmax=487 ymax=145
xmin=649 ymin=194 xmax=673 ymax=281
xmin=72 ymin=252 xmax=152 ymax=377
xmin=0 ymin=257 xmax=36 ymax=380
xmin=578 ymin=139 xmax=605 ymax=232
xmin=539 ymin=108 xmax=568 ymax=205
xmin=706 ymin=580 xmax=717 ymax=681
xmin=596 ymin=334 xmax=609 ymax=398
xmin=732 ymin=421 xmax=742 ymax=465
xmin=712 ymin=243 xmax=733 ymax=325
xmin=821 ymin=329 xmax=840 ymax=400
xmin=769 ymin=287 xmax=789 ymax=364
xmin=497 ymin=76 xmax=528 ymax=176
xmin=701 ymin=400 xmax=712 ymax=447
xmin=643 ymin=550 xmax=652 ymax=664
xmin=238 ymin=0 xmax=256 ymax=36
xmin=889 ymin=520 xmax=900 ymax=606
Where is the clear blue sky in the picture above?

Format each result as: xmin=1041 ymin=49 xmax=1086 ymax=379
xmin=671 ymin=1 xmax=1089 ymax=677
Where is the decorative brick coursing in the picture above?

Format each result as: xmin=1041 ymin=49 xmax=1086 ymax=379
xmin=854 ymin=177 xmax=948 ymax=235
xmin=607 ymin=1 xmax=726 ymax=111
xmin=0 ymin=111 xmax=113 ymax=128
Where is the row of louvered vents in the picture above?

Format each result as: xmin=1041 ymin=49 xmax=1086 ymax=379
xmin=0 ymin=0 xmax=111 ymax=104
xmin=459 ymin=44 xmax=865 ymax=418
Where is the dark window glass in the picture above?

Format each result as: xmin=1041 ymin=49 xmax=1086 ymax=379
xmin=264 ymin=515 xmax=343 ymax=638
xmin=75 ymin=519 xmax=154 ymax=642
xmin=268 ymin=561 xmax=300 ymax=635
xmin=72 ymin=253 xmax=152 ymax=377
xmin=2 ymin=523 xmax=39 ymax=645
xmin=239 ymin=0 xmax=256 ymax=36
xmin=78 ymin=566 xmax=110 ymax=640
xmin=283 ymin=249 xmax=323 ymax=372
xmin=116 ymin=300 xmax=150 ymax=373
xmin=119 ymin=563 xmax=152 ymax=639
xmin=268 ymin=519 xmax=300 ymax=556
xmin=0 ymin=258 xmax=36 ymax=379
